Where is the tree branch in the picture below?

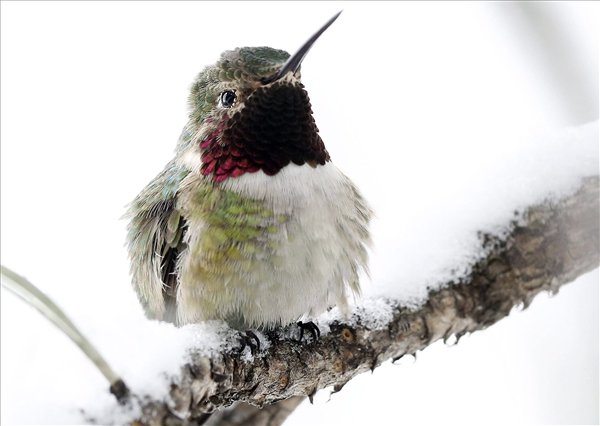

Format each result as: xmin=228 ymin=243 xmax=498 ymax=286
xmin=131 ymin=176 xmax=599 ymax=426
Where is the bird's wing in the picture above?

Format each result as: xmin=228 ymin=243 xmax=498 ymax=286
xmin=125 ymin=162 xmax=189 ymax=323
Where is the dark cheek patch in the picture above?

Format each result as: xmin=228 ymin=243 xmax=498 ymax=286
xmin=200 ymin=82 xmax=330 ymax=182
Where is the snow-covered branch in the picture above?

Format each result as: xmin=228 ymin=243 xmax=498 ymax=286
xmin=130 ymin=176 xmax=599 ymax=426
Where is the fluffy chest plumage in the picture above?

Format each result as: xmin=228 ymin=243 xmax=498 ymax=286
xmin=176 ymin=163 xmax=371 ymax=328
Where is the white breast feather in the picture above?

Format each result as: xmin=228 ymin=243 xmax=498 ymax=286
xmin=212 ymin=162 xmax=371 ymax=326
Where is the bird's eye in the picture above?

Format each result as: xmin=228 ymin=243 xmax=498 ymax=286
xmin=220 ymin=90 xmax=237 ymax=108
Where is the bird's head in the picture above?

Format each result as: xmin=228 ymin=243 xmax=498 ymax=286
xmin=177 ymin=12 xmax=341 ymax=182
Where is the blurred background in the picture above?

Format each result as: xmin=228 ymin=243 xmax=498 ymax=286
xmin=1 ymin=2 xmax=598 ymax=424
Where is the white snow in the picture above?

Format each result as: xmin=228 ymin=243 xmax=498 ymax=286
xmin=1 ymin=2 xmax=598 ymax=425
xmin=361 ymin=121 xmax=598 ymax=305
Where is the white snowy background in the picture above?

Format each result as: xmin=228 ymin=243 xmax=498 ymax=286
xmin=1 ymin=2 xmax=598 ymax=425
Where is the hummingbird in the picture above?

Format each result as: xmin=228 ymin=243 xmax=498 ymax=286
xmin=126 ymin=12 xmax=372 ymax=330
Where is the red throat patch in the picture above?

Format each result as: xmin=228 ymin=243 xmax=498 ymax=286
xmin=200 ymin=117 xmax=259 ymax=182
xmin=199 ymin=82 xmax=330 ymax=182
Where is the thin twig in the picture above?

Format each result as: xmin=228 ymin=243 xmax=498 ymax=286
xmin=1 ymin=265 xmax=130 ymax=403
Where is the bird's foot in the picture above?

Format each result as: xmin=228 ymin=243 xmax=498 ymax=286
xmin=238 ymin=330 xmax=261 ymax=355
xmin=297 ymin=321 xmax=321 ymax=343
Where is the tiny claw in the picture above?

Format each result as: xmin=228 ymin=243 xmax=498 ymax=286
xmin=238 ymin=330 xmax=261 ymax=355
xmin=297 ymin=321 xmax=320 ymax=343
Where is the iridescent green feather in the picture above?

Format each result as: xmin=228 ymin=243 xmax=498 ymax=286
xmin=187 ymin=47 xmax=289 ymax=125
xmin=179 ymin=182 xmax=289 ymax=326
xmin=185 ymin=184 xmax=285 ymax=271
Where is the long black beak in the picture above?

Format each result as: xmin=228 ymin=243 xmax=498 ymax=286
xmin=261 ymin=11 xmax=342 ymax=85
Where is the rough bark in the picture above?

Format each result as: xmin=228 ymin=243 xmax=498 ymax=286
xmin=131 ymin=176 xmax=599 ymax=426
